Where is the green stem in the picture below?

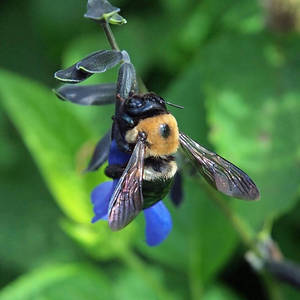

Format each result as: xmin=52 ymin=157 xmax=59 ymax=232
xmin=262 ymin=271 xmax=283 ymax=300
xmin=200 ymin=181 xmax=258 ymax=254
xmin=119 ymin=249 xmax=173 ymax=300
xmin=101 ymin=20 xmax=120 ymax=51
xmin=188 ymin=238 xmax=203 ymax=300
xmin=100 ymin=21 xmax=149 ymax=93
xmin=202 ymin=183 xmax=285 ymax=299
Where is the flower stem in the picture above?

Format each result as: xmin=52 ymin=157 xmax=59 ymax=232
xmin=262 ymin=271 xmax=283 ymax=300
xmin=201 ymin=183 xmax=284 ymax=299
xmin=101 ymin=20 xmax=120 ymax=51
xmin=188 ymin=238 xmax=203 ymax=300
xmin=100 ymin=20 xmax=149 ymax=93
xmin=200 ymin=181 xmax=258 ymax=254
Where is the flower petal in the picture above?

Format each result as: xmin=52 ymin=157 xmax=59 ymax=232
xmin=91 ymin=180 xmax=117 ymax=222
xmin=54 ymin=83 xmax=116 ymax=106
xmin=144 ymin=201 xmax=172 ymax=246
xmin=85 ymin=130 xmax=111 ymax=172
xmin=76 ymin=50 xmax=123 ymax=74
xmin=108 ymin=139 xmax=130 ymax=165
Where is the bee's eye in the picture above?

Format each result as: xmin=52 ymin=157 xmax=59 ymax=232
xmin=159 ymin=123 xmax=170 ymax=138
xmin=126 ymin=97 xmax=143 ymax=108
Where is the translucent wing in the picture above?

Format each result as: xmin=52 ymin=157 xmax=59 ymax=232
xmin=108 ymin=138 xmax=145 ymax=230
xmin=179 ymin=132 xmax=259 ymax=200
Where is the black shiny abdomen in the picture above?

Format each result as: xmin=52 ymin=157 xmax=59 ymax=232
xmin=142 ymin=178 xmax=173 ymax=209
xmin=105 ymin=163 xmax=173 ymax=209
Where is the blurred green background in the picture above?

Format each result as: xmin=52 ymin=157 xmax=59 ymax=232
xmin=0 ymin=0 xmax=300 ymax=299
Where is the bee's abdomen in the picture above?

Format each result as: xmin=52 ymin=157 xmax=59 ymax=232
xmin=142 ymin=178 xmax=173 ymax=209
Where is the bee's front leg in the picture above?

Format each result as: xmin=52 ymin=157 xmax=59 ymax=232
xmin=105 ymin=164 xmax=125 ymax=179
xmin=112 ymin=121 xmax=132 ymax=153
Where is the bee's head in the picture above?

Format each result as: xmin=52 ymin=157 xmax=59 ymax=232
xmin=125 ymin=113 xmax=179 ymax=157
xmin=124 ymin=93 xmax=167 ymax=119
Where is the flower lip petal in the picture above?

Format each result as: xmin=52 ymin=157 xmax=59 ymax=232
xmin=108 ymin=140 xmax=131 ymax=165
xmin=54 ymin=64 xmax=91 ymax=83
xmin=144 ymin=201 xmax=172 ymax=246
xmin=76 ymin=50 xmax=123 ymax=74
xmin=91 ymin=180 xmax=117 ymax=222
xmin=85 ymin=130 xmax=111 ymax=173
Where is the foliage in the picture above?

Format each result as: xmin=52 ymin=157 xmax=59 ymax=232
xmin=0 ymin=0 xmax=299 ymax=299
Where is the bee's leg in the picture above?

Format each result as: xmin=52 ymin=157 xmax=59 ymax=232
xmin=116 ymin=93 xmax=125 ymax=103
xmin=105 ymin=164 xmax=125 ymax=179
xmin=112 ymin=122 xmax=132 ymax=153
xmin=120 ymin=113 xmax=135 ymax=128
xmin=170 ymin=171 xmax=184 ymax=207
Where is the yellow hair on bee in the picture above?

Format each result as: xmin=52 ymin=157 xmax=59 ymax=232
xmin=125 ymin=113 xmax=179 ymax=157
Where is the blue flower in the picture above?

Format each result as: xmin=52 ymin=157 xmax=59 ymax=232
xmin=91 ymin=140 xmax=172 ymax=246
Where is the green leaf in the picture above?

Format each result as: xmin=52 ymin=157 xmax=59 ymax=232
xmin=0 ymin=264 xmax=111 ymax=300
xmin=112 ymin=268 xmax=169 ymax=300
xmin=199 ymin=34 xmax=300 ymax=227
xmin=0 ymin=70 xmax=98 ymax=223
xmin=202 ymin=284 xmax=244 ymax=300
xmin=0 ymin=70 xmax=137 ymax=259
xmin=0 ymin=125 xmax=82 ymax=271
xmin=0 ymin=109 xmax=19 ymax=169
xmin=221 ymin=0 xmax=264 ymax=34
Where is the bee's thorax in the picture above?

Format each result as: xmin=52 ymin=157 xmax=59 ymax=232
xmin=125 ymin=113 xmax=179 ymax=157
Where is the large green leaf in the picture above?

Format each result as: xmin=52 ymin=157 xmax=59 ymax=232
xmin=0 ymin=70 xmax=100 ymax=223
xmin=202 ymin=284 xmax=244 ymax=300
xmin=0 ymin=145 xmax=83 ymax=272
xmin=0 ymin=262 xmax=179 ymax=300
xmin=0 ymin=70 xmax=137 ymax=259
xmin=111 ymin=267 xmax=177 ymax=300
xmin=200 ymin=34 xmax=300 ymax=228
xmin=0 ymin=264 xmax=110 ymax=300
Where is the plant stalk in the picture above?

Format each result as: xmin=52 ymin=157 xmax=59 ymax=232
xmin=201 ymin=181 xmax=259 ymax=255
xmin=101 ymin=20 xmax=120 ymax=51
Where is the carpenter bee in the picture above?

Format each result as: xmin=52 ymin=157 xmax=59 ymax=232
xmin=104 ymin=92 xmax=260 ymax=230
xmin=54 ymin=55 xmax=259 ymax=232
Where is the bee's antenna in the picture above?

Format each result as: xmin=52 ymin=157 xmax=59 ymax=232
xmin=166 ymin=101 xmax=184 ymax=109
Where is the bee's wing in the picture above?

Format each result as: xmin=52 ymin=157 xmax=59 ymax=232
xmin=108 ymin=138 xmax=145 ymax=230
xmin=179 ymin=132 xmax=259 ymax=200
